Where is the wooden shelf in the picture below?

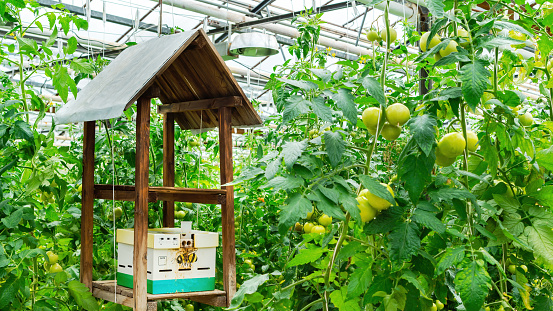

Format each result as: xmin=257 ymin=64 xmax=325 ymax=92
xmin=93 ymin=184 xmax=227 ymax=205
xmin=92 ymin=281 xmax=227 ymax=309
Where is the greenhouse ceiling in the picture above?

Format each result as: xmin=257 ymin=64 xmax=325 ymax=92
xmin=0 ymin=0 xmax=542 ymax=109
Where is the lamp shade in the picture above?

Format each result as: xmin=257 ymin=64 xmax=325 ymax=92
xmin=229 ymin=32 xmax=279 ymax=57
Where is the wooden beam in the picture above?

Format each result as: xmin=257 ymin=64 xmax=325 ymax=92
xmin=134 ymin=95 xmax=150 ymax=311
xmin=163 ymin=113 xmax=175 ymax=228
xmin=157 ymin=96 xmax=242 ymax=114
xmin=94 ymin=185 xmax=226 ymax=204
xmin=219 ymin=106 xmax=236 ymax=307
xmin=81 ymin=121 xmax=95 ymax=291
xmin=92 ymin=280 xmax=225 ymax=307
xmin=189 ymin=295 xmax=228 ymax=307
xmin=92 ymin=288 xmax=134 ymax=308
xmin=94 ymin=188 xmax=157 ymax=202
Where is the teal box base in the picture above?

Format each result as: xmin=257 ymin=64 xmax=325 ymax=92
xmin=116 ymin=272 xmax=216 ymax=294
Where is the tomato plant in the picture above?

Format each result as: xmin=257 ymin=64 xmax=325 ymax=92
xmin=2 ymin=0 xmax=553 ymax=310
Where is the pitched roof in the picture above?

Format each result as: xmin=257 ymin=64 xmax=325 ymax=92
xmin=55 ymin=29 xmax=262 ymax=129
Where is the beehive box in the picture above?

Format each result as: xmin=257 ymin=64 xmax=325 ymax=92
xmin=116 ymin=222 xmax=218 ymax=294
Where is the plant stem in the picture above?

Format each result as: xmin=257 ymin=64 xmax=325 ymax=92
xmin=300 ymin=298 xmax=323 ymax=311
xmin=322 ymin=213 xmax=350 ymax=311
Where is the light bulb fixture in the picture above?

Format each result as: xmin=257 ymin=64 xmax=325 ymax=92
xmin=229 ymin=32 xmax=279 ymax=57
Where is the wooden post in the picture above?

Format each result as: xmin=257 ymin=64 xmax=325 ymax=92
xmin=134 ymin=96 xmax=150 ymax=311
xmin=81 ymin=121 xmax=95 ymax=291
xmin=163 ymin=113 xmax=175 ymax=228
xmin=218 ymin=107 xmax=236 ymax=306
xmin=418 ymin=7 xmax=432 ymax=96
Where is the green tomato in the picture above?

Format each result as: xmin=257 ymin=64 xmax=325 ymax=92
xmin=518 ymin=112 xmax=533 ymax=126
xmin=457 ymin=28 xmax=470 ymax=47
xmin=366 ymin=30 xmax=380 ymax=42
xmin=46 ymin=251 xmax=59 ymax=264
xmin=49 ymin=263 xmax=63 ymax=273
xmin=311 ymin=225 xmax=326 ymax=234
xmin=420 ymin=32 xmax=441 ymax=52
xmin=437 ymin=132 xmax=466 ymax=158
xmin=318 ymin=214 xmax=332 ymax=227
xmin=380 ymin=123 xmax=401 ymax=141
xmin=175 ymin=210 xmax=186 ymax=219
xmin=364 ymin=183 xmax=394 ymax=211
xmin=113 ymin=207 xmax=123 ymax=219
xmin=361 ymin=107 xmax=382 ymax=131
xmin=466 ymin=130 xmax=479 ymax=152
xmin=185 ymin=303 xmax=194 ymax=311
xmin=439 ymin=40 xmax=459 ymax=57
xmin=380 ymin=27 xmax=397 ymax=44
xmin=520 ymin=264 xmax=528 ymax=273
xmin=386 ymin=103 xmax=410 ymax=126
xmin=508 ymin=264 xmax=516 ymax=274
xmin=429 ymin=303 xmax=437 ymax=311
xmin=303 ymin=222 xmax=315 ymax=233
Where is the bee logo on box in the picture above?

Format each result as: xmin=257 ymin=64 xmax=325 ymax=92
xmin=176 ymin=248 xmax=198 ymax=269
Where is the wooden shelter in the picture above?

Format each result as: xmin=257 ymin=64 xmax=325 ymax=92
xmin=55 ymin=29 xmax=262 ymax=310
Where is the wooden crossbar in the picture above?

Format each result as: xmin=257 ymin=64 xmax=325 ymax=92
xmin=157 ymin=96 xmax=242 ymax=113
xmin=93 ymin=184 xmax=226 ymax=205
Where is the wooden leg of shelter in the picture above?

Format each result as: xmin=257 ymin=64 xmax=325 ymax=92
xmin=134 ymin=96 xmax=151 ymax=311
xmin=162 ymin=113 xmax=175 ymax=228
xmin=81 ymin=121 xmax=95 ymax=291
xmin=218 ymin=107 xmax=236 ymax=306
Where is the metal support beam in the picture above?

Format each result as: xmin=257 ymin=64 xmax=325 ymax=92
xmin=355 ymin=7 xmax=369 ymax=46
xmin=250 ymin=0 xmax=276 ymax=14
xmin=116 ymin=3 xmax=160 ymax=42
xmin=206 ymin=1 xmax=361 ymax=35
xmin=36 ymin=0 xmax=171 ymax=35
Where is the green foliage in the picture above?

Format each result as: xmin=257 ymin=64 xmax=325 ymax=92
xmin=2 ymin=1 xmax=553 ymax=311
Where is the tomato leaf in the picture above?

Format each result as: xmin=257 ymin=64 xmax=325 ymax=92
xmin=12 ymin=120 xmax=34 ymax=143
xmin=360 ymin=76 xmax=386 ymax=106
xmin=412 ymin=209 xmax=445 ymax=234
xmin=399 ymin=152 xmax=434 ymax=203
xmin=313 ymin=189 xmax=346 ymax=220
xmin=330 ymin=288 xmax=362 ymax=311
xmin=388 ymin=222 xmax=421 ymax=263
xmin=277 ymin=78 xmax=318 ymax=91
xmin=358 ymin=175 xmax=395 ymax=204
xmin=406 ymin=115 xmax=436 ymax=156
xmin=435 ymin=246 xmax=465 ymax=275
xmin=0 ymin=276 xmax=20 ymax=308
xmin=332 ymin=88 xmax=357 ymax=125
xmin=281 ymin=141 xmax=307 ymax=170
xmin=1 ymin=208 xmax=23 ymax=229
xmin=67 ymin=280 xmax=99 ymax=311
xmin=278 ymin=193 xmax=311 ymax=234
xmin=364 ymin=205 xmax=404 ymax=234
xmin=537 ymin=36 xmax=553 ymax=57
xmin=460 ymin=59 xmax=490 ymax=110
xmin=286 ymin=247 xmax=325 ymax=268
xmin=310 ymin=68 xmax=332 ymax=83
xmin=454 ymin=259 xmax=491 ymax=311
xmin=428 ymin=188 xmax=476 ymax=203
xmin=261 ymin=175 xmax=304 ymax=191
xmin=309 ymin=97 xmax=333 ymax=122
xmin=425 ymin=0 xmax=445 ymax=18
xmin=229 ymin=274 xmax=270 ymax=308
xmin=347 ymin=261 xmax=373 ymax=299
xmin=324 ymin=131 xmax=345 ymax=167
xmin=525 ymin=224 xmax=553 ymax=266
xmin=283 ymin=96 xmax=310 ymax=123
xmin=537 ymin=146 xmax=553 ymax=171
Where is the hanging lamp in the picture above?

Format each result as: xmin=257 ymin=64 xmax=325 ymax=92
xmin=229 ymin=31 xmax=279 ymax=57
